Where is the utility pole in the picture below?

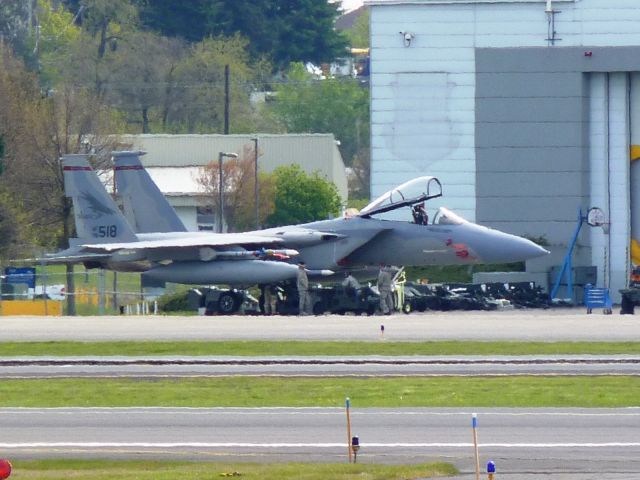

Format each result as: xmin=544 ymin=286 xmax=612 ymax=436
xmin=218 ymin=151 xmax=238 ymax=233
xmin=253 ymin=137 xmax=259 ymax=229
xmin=224 ymin=64 xmax=230 ymax=134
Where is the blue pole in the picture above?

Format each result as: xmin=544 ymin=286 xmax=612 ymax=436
xmin=550 ymin=208 xmax=585 ymax=301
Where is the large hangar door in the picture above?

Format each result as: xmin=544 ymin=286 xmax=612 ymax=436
xmin=630 ymin=74 xmax=640 ymax=266
xmin=589 ymin=73 xmax=631 ymax=300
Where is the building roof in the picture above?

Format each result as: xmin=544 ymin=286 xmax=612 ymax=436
xmin=336 ymin=6 xmax=367 ymax=30
xmin=117 ymin=134 xmax=348 ymax=202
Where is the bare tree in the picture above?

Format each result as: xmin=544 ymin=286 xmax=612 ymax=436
xmin=197 ymin=144 xmax=275 ymax=232
xmin=0 ymin=45 xmax=122 ymax=314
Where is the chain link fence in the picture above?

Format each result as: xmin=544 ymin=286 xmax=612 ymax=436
xmin=0 ymin=266 xmax=163 ymax=315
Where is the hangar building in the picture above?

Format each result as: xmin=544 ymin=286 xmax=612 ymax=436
xmin=118 ymin=134 xmax=348 ymax=232
xmin=367 ymin=0 xmax=640 ymax=298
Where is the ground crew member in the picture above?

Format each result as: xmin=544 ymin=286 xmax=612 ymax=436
xmin=264 ymin=284 xmax=277 ymax=315
xmin=297 ymin=262 xmax=312 ymax=315
xmin=377 ymin=265 xmax=393 ymax=314
xmin=342 ymin=272 xmax=361 ymax=300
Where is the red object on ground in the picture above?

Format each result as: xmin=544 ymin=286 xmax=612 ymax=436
xmin=0 ymin=459 xmax=11 ymax=479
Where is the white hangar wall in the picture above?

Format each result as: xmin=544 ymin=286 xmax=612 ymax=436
xmin=368 ymin=0 xmax=640 ymax=218
xmin=368 ymin=0 xmax=640 ymax=296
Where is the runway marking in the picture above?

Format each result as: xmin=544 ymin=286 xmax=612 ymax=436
xmin=0 ymin=442 xmax=639 ymax=449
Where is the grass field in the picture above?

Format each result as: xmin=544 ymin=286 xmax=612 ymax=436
xmin=1 ymin=340 xmax=639 ymax=356
xmin=1 ymin=459 xmax=458 ymax=480
xmin=1 ymin=376 xmax=638 ymax=408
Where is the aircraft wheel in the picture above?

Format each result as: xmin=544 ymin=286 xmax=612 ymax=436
xmin=218 ymin=292 xmax=239 ymax=314
xmin=402 ymin=302 xmax=412 ymax=314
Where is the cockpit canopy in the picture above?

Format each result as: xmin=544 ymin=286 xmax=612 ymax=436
xmin=432 ymin=207 xmax=467 ymax=225
xmin=359 ymin=176 xmax=443 ymax=218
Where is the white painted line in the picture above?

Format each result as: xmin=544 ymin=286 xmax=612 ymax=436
xmin=0 ymin=442 xmax=639 ymax=449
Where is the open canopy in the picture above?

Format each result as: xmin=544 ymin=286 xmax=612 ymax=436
xmin=359 ymin=176 xmax=443 ymax=218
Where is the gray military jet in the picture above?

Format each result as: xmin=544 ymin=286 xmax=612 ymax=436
xmin=47 ymin=152 xmax=548 ymax=286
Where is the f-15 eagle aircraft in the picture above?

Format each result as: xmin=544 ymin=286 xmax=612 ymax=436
xmin=47 ymin=152 xmax=548 ymax=286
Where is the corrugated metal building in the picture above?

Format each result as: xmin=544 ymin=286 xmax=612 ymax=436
xmin=367 ymin=0 xmax=640 ymax=299
xmin=118 ymin=134 xmax=348 ymax=231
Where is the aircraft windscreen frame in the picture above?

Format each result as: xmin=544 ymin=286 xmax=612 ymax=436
xmin=359 ymin=176 xmax=443 ymax=218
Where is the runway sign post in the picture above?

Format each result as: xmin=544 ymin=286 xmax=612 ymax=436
xmin=346 ymin=397 xmax=353 ymax=463
xmin=351 ymin=435 xmax=360 ymax=463
xmin=487 ymin=460 xmax=496 ymax=479
xmin=472 ymin=413 xmax=480 ymax=480
xmin=0 ymin=459 xmax=11 ymax=479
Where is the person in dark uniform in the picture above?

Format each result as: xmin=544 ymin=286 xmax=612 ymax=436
xmin=412 ymin=202 xmax=428 ymax=225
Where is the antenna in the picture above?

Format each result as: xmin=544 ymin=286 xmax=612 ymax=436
xmin=545 ymin=0 xmax=561 ymax=46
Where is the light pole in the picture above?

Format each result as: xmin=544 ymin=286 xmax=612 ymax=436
xmin=218 ymin=151 xmax=238 ymax=233
xmin=252 ymin=137 xmax=259 ymax=229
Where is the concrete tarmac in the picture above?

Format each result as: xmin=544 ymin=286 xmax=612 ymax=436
xmin=1 ymin=308 xmax=639 ymax=342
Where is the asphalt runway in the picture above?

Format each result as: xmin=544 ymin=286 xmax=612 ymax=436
xmin=1 ymin=407 xmax=639 ymax=479
xmin=1 ymin=355 xmax=639 ymax=377
xmin=1 ymin=309 xmax=640 ymax=479
xmin=1 ymin=308 xmax=639 ymax=342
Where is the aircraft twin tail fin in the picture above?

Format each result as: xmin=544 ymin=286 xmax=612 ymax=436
xmin=113 ymin=151 xmax=187 ymax=233
xmin=62 ymin=154 xmax=137 ymax=244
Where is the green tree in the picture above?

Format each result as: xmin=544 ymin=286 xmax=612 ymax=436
xmin=269 ymin=63 xmax=370 ymax=197
xmin=32 ymin=0 xmax=83 ymax=86
xmin=168 ymin=35 xmax=272 ymax=133
xmin=76 ymin=0 xmax=138 ymax=60
xmin=344 ymin=8 xmax=369 ymax=49
xmin=0 ymin=136 xmax=4 ymax=175
xmin=106 ymin=30 xmax=186 ymax=132
xmin=267 ymin=164 xmax=341 ymax=227
xmin=138 ymin=0 xmax=349 ymax=71
xmin=270 ymin=63 xmax=369 ymax=166
xmin=0 ymin=0 xmax=32 ymax=61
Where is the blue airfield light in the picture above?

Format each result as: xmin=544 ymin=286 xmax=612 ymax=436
xmin=487 ymin=460 xmax=496 ymax=473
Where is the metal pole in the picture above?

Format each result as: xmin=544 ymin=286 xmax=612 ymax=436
xmin=224 ymin=64 xmax=230 ymax=134
xmin=346 ymin=397 xmax=352 ymax=463
xmin=41 ymin=260 xmax=48 ymax=316
xmin=253 ymin=137 xmax=259 ymax=229
xmin=218 ymin=151 xmax=224 ymax=233
xmin=98 ymin=269 xmax=105 ymax=315
xmin=472 ymin=413 xmax=480 ymax=480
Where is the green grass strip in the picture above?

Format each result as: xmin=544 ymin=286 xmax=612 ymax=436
xmin=2 ymin=340 xmax=640 ymax=356
xmin=2 ymin=376 xmax=639 ymax=408
xmin=3 ymin=459 xmax=458 ymax=480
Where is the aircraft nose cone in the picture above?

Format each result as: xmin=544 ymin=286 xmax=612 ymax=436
xmin=474 ymin=229 xmax=550 ymax=263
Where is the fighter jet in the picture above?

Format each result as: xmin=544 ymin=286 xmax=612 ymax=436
xmin=47 ymin=155 xmax=307 ymax=285
xmin=107 ymin=151 xmax=548 ymax=285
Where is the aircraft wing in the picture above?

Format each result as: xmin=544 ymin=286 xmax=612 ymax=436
xmin=37 ymin=252 xmax=114 ymax=264
xmin=81 ymin=234 xmax=284 ymax=252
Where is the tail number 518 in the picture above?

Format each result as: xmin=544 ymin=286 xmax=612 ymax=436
xmin=95 ymin=225 xmax=117 ymax=238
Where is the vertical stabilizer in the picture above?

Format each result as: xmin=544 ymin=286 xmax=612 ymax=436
xmin=113 ymin=151 xmax=187 ymax=233
xmin=62 ymin=154 xmax=137 ymax=244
